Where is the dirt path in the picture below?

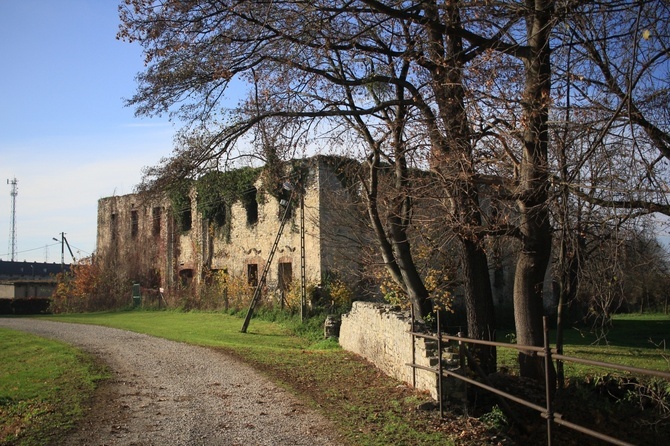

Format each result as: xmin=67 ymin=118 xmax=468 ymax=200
xmin=0 ymin=318 xmax=339 ymax=446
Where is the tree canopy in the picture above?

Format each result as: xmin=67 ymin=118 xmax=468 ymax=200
xmin=119 ymin=0 xmax=670 ymax=379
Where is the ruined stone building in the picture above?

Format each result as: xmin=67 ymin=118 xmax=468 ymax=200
xmin=96 ymin=156 xmax=363 ymax=297
xmin=96 ymin=154 xmax=532 ymax=314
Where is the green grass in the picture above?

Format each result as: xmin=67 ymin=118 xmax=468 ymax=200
xmin=497 ymin=313 xmax=670 ymax=377
xmin=0 ymin=328 xmax=108 ymax=446
xmin=40 ymin=309 xmax=308 ymax=349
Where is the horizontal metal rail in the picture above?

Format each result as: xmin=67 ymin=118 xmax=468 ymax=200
xmin=547 ymin=353 xmax=670 ymax=380
xmin=440 ymin=333 xmax=670 ymax=381
xmin=549 ymin=415 xmax=634 ymax=446
xmin=408 ymin=313 xmax=666 ymax=446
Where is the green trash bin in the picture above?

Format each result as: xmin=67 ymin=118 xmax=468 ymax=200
xmin=132 ymin=283 xmax=141 ymax=307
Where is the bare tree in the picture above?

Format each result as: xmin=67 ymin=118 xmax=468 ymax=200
xmin=119 ymin=0 xmax=500 ymax=371
xmin=542 ymin=0 xmax=670 ymax=384
xmin=119 ymin=1 xmax=670 ymax=381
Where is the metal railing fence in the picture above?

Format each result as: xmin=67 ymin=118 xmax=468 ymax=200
xmin=408 ymin=314 xmax=670 ymax=446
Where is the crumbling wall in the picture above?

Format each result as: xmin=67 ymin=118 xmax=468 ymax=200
xmin=213 ymin=175 xmax=323 ymax=285
xmin=96 ymin=156 xmax=366 ymax=299
xmin=339 ymin=301 xmax=441 ymax=399
xmin=96 ymin=193 xmax=171 ymax=293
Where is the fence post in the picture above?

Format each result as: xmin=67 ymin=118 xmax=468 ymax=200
xmin=543 ymin=316 xmax=553 ymax=446
xmin=458 ymin=329 xmax=465 ymax=370
xmin=436 ymin=309 xmax=444 ymax=418
xmin=410 ymin=306 xmax=416 ymax=389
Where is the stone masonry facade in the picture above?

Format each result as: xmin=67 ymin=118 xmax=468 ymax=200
xmin=96 ymin=156 xmax=363 ymax=296
xmin=339 ymin=301 xmax=464 ymax=402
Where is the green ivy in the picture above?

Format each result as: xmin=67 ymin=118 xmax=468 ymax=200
xmin=168 ymin=160 xmax=321 ymax=237
xmin=264 ymin=158 xmax=311 ymax=199
xmin=168 ymin=178 xmax=194 ymax=232
xmin=195 ymin=167 xmax=263 ymax=238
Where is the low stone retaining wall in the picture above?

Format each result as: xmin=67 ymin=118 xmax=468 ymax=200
xmin=339 ymin=301 xmax=455 ymax=401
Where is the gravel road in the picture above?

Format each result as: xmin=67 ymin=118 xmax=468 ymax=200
xmin=0 ymin=318 xmax=340 ymax=446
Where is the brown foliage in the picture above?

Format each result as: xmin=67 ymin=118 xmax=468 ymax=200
xmin=51 ymin=257 xmax=131 ymax=313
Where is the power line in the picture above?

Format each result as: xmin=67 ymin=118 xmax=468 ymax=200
xmin=68 ymin=244 xmax=91 ymax=256
xmin=1 ymin=242 xmax=61 ymax=260
xmin=1 ymin=244 xmax=92 ymax=264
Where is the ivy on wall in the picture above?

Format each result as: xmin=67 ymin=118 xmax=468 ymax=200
xmin=167 ymin=158 xmax=331 ymax=238
xmin=262 ymin=159 xmax=311 ymax=220
xmin=319 ymin=155 xmax=362 ymax=194
xmin=194 ymin=166 xmax=263 ymax=240
xmin=168 ymin=178 xmax=194 ymax=232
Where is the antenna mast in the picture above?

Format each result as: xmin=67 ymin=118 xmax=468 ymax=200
xmin=7 ymin=177 xmax=18 ymax=261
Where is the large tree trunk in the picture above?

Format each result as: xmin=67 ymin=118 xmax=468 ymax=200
xmin=391 ymin=220 xmax=433 ymax=319
xmin=425 ymin=0 xmax=497 ymax=373
xmin=462 ymin=237 xmax=497 ymax=374
xmin=513 ymin=208 xmax=552 ymax=379
xmin=364 ymin=146 xmax=433 ymax=320
xmin=514 ymin=0 xmax=555 ymax=382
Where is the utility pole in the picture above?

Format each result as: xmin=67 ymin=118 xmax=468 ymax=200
xmin=300 ymin=188 xmax=306 ymax=322
xmin=53 ymin=233 xmax=76 ymax=272
xmin=53 ymin=233 xmax=65 ymax=271
xmin=7 ymin=178 xmax=18 ymax=261
xmin=63 ymin=234 xmax=75 ymax=264
xmin=52 ymin=232 xmax=77 ymax=272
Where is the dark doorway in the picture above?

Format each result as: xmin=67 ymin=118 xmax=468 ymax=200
xmin=278 ymin=262 xmax=293 ymax=292
xmin=247 ymin=264 xmax=259 ymax=287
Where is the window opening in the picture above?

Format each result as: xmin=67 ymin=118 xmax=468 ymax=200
xmin=179 ymin=269 xmax=194 ymax=287
xmin=247 ymin=263 xmax=259 ymax=287
xmin=180 ymin=198 xmax=192 ymax=231
xmin=131 ymin=210 xmax=139 ymax=238
xmin=244 ymin=187 xmax=258 ymax=226
xmin=152 ymin=207 xmax=162 ymax=236
xmin=278 ymin=188 xmax=293 ymax=220
xmin=278 ymin=262 xmax=293 ymax=292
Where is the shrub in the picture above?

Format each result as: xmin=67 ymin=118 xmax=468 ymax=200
xmin=51 ymin=257 xmax=132 ymax=313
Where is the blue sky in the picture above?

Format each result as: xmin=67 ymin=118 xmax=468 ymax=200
xmin=0 ymin=1 xmax=178 ymax=262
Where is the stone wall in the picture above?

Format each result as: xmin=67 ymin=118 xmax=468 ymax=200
xmin=209 ymin=169 xmax=323 ymax=286
xmin=96 ymin=193 xmax=171 ymax=289
xmin=96 ymin=156 xmax=365 ymax=296
xmin=339 ymin=301 xmax=463 ymax=401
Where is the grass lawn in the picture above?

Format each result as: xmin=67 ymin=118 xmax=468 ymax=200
xmin=0 ymin=328 xmax=108 ymax=446
xmin=497 ymin=313 xmax=670 ymax=376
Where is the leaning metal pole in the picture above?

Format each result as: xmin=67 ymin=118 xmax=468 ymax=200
xmin=241 ymin=188 xmax=294 ymax=333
